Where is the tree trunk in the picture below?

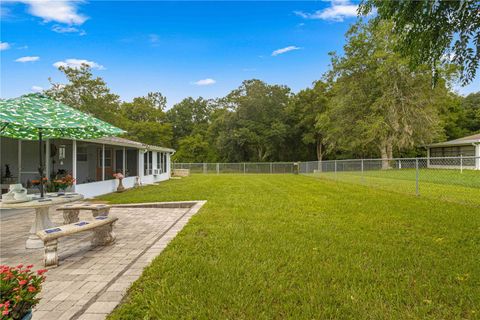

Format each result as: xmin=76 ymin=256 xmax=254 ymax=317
xmin=380 ymin=139 xmax=393 ymax=170
xmin=316 ymin=137 xmax=323 ymax=161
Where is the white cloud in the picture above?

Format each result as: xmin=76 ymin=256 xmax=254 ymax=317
xmin=31 ymin=86 xmax=43 ymax=92
xmin=0 ymin=42 xmax=10 ymax=51
xmin=193 ymin=78 xmax=216 ymax=86
xmin=11 ymin=0 xmax=88 ymax=25
xmin=51 ymin=24 xmax=86 ymax=35
xmin=272 ymin=46 xmax=301 ymax=56
xmin=294 ymin=0 xmax=358 ymax=22
xmin=15 ymin=56 xmax=40 ymax=62
xmin=53 ymin=58 xmax=105 ymax=70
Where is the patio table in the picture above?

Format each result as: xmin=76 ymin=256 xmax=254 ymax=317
xmin=0 ymin=193 xmax=84 ymax=249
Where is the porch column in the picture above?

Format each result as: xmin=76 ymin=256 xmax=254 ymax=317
xmin=138 ymin=150 xmax=143 ymax=178
xmin=45 ymin=139 xmax=50 ymax=179
xmin=72 ymin=140 xmax=77 ymax=190
xmin=18 ymin=140 xmax=21 ymax=183
xmin=123 ymin=147 xmax=126 ymax=176
xmin=102 ymin=144 xmax=105 ymax=181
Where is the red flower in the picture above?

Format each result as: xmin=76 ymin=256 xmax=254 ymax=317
xmin=2 ymin=310 xmax=9 ymax=316
xmin=16 ymin=264 xmax=23 ymax=269
xmin=27 ymin=286 xmax=36 ymax=293
xmin=26 ymin=265 xmax=33 ymax=269
xmin=18 ymin=279 xmax=27 ymax=286
xmin=36 ymin=269 xmax=47 ymax=275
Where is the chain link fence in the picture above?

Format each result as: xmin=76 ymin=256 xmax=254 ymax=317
xmin=299 ymin=156 xmax=480 ymax=206
xmin=174 ymin=156 xmax=479 ymax=206
xmin=173 ymin=162 xmax=296 ymax=174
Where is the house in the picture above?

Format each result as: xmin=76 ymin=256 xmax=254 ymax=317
xmin=427 ymin=133 xmax=480 ymax=170
xmin=0 ymin=136 xmax=175 ymax=198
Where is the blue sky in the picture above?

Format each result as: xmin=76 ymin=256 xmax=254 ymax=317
xmin=1 ymin=1 xmax=478 ymax=108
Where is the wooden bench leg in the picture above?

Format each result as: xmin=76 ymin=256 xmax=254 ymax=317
xmin=44 ymin=239 xmax=59 ymax=267
xmin=63 ymin=209 xmax=80 ymax=224
xmin=92 ymin=208 xmax=110 ymax=218
xmin=91 ymin=223 xmax=116 ymax=246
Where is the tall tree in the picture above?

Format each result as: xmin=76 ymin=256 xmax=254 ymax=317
xmin=120 ymin=92 xmax=173 ymax=147
xmin=46 ymin=65 xmax=121 ymax=124
xmin=167 ymin=97 xmax=213 ymax=148
xmin=359 ymin=0 xmax=480 ymax=85
xmin=319 ymin=21 xmax=449 ymax=166
xmin=286 ymin=81 xmax=329 ymax=161
xmin=213 ymin=80 xmax=291 ymax=162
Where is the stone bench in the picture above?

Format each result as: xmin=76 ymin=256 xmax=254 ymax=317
xmin=57 ymin=203 xmax=111 ymax=224
xmin=36 ymin=216 xmax=118 ymax=267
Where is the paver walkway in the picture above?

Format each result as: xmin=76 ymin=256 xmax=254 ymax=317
xmin=0 ymin=201 xmax=206 ymax=319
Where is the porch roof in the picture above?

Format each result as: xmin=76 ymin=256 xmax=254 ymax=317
xmin=83 ymin=136 xmax=175 ymax=153
xmin=428 ymin=133 xmax=480 ymax=148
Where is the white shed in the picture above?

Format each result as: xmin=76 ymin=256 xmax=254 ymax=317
xmin=427 ymin=133 xmax=480 ymax=170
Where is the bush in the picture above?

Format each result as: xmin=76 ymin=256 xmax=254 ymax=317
xmin=0 ymin=265 xmax=47 ymax=319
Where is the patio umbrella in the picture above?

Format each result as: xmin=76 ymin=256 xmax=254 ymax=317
xmin=0 ymin=93 xmax=125 ymax=198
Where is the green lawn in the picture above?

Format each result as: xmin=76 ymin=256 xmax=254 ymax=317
xmin=99 ymin=174 xmax=480 ymax=319
xmin=307 ymin=169 xmax=480 ymax=206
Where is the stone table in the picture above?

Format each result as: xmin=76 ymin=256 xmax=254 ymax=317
xmin=0 ymin=193 xmax=84 ymax=249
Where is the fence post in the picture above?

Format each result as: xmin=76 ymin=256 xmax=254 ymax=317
xmin=460 ymin=154 xmax=463 ymax=174
xmin=415 ymin=158 xmax=419 ymax=196
xmin=216 ymin=163 xmax=219 ymax=175
xmin=334 ymin=160 xmax=337 ymax=180
xmin=361 ymin=159 xmax=364 ymax=184
xmin=270 ymin=163 xmax=273 ymax=174
xmin=243 ymin=162 xmax=246 ymax=174
xmin=203 ymin=163 xmax=207 ymax=174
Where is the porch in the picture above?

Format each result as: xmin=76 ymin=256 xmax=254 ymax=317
xmin=1 ymin=136 xmax=173 ymax=198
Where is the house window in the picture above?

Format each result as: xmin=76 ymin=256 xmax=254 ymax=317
xmin=156 ymin=152 xmax=161 ymax=171
xmin=162 ymin=153 xmax=167 ymax=173
xmin=77 ymin=146 xmax=88 ymax=162
xmin=144 ymin=151 xmax=153 ymax=175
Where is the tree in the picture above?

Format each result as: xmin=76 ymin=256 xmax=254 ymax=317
xmin=120 ymin=92 xmax=173 ymax=147
xmin=319 ymin=21 xmax=449 ymax=167
xmin=172 ymin=134 xmax=217 ymax=162
xmin=359 ymin=0 xmax=480 ymax=85
xmin=46 ymin=65 xmax=121 ymax=124
xmin=286 ymin=81 xmax=329 ymax=161
xmin=167 ymin=97 xmax=214 ymax=148
xmin=213 ymin=80 xmax=291 ymax=162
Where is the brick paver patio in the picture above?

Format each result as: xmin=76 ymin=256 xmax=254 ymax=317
xmin=0 ymin=201 xmax=206 ymax=320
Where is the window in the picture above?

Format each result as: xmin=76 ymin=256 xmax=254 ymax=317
xmin=77 ymin=146 xmax=88 ymax=162
xmin=156 ymin=152 xmax=161 ymax=170
xmin=162 ymin=153 xmax=167 ymax=173
xmin=98 ymin=149 xmax=112 ymax=167
xmin=144 ymin=151 xmax=153 ymax=175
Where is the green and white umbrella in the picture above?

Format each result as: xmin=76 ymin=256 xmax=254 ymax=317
xmin=0 ymin=93 xmax=125 ymax=197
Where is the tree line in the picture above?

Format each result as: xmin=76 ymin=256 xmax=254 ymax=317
xmin=45 ymin=20 xmax=480 ymax=163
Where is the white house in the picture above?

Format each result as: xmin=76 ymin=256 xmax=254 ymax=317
xmin=427 ymin=133 xmax=480 ymax=170
xmin=0 ymin=136 xmax=175 ymax=198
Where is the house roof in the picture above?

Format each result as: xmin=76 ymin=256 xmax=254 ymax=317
xmin=428 ymin=133 xmax=480 ymax=147
xmin=84 ymin=136 xmax=175 ymax=153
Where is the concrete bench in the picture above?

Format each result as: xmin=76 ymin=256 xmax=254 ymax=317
xmin=36 ymin=216 xmax=118 ymax=267
xmin=57 ymin=203 xmax=111 ymax=224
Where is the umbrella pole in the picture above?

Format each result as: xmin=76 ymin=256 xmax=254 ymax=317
xmin=38 ymin=129 xmax=44 ymax=198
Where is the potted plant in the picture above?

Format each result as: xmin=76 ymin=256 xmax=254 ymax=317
xmin=53 ymin=175 xmax=76 ymax=195
xmin=0 ymin=264 xmax=47 ymax=320
xmin=113 ymin=173 xmax=125 ymax=192
xmin=30 ymin=178 xmax=48 ymax=193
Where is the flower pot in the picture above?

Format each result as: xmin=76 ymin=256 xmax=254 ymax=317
xmin=116 ymin=179 xmax=125 ymax=193
xmin=22 ymin=310 xmax=33 ymax=320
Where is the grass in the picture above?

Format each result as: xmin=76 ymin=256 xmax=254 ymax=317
xmin=308 ymin=169 xmax=480 ymax=206
xmin=99 ymin=174 xmax=480 ymax=319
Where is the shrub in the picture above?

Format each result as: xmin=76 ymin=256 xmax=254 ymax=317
xmin=0 ymin=265 xmax=47 ymax=319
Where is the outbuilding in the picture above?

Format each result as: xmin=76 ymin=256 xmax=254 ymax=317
xmin=427 ymin=133 xmax=480 ymax=170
